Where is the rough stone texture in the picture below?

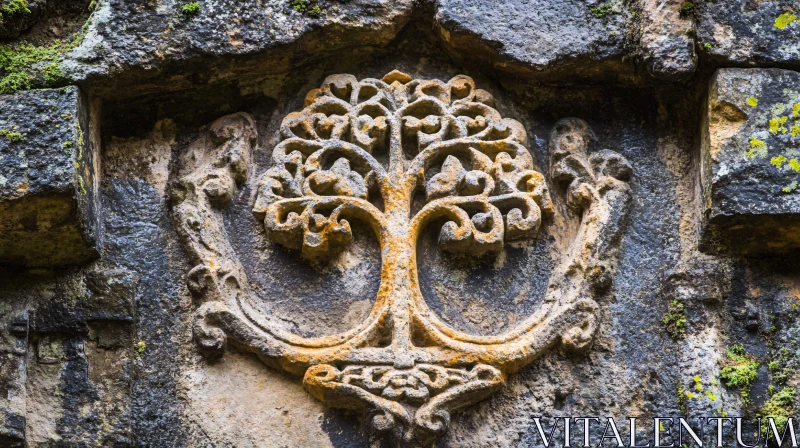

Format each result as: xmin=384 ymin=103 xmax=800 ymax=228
xmin=637 ymin=0 xmax=696 ymax=81
xmin=1 ymin=1 xmax=800 ymax=447
xmin=0 ymin=297 xmax=27 ymax=447
xmin=0 ymin=86 xmax=100 ymax=267
xmin=433 ymin=0 xmax=630 ymax=82
xmin=701 ymin=68 xmax=800 ymax=254
xmin=0 ymin=269 xmax=137 ymax=446
xmin=0 ymin=0 xmax=91 ymax=41
xmin=65 ymin=0 xmax=413 ymax=97
xmin=698 ymin=0 xmax=800 ymax=69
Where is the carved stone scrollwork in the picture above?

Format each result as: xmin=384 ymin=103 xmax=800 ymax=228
xmin=304 ymin=363 xmax=504 ymax=445
xmin=170 ymin=71 xmax=633 ymax=446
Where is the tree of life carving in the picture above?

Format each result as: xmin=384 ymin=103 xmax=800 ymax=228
xmin=170 ymin=71 xmax=633 ymax=446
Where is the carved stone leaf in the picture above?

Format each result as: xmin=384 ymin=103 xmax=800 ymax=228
xmin=426 ymin=155 xmax=465 ymax=201
xmin=306 ymin=157 xmax=368 ymax=199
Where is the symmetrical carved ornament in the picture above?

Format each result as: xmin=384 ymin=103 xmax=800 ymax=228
xmin=170 ymin=71 xmax=633 ymax=446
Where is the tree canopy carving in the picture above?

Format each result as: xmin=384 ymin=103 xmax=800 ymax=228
xmin=251 ymin=70 xmax=551 ymax=262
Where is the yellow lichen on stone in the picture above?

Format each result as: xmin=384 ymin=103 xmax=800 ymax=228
xmin=774 ymin=12 xmax=797 ymax=30
xmin=769 ymin=116 xmax=788 ymax=134
xmin=771 ymin=154 xmax=788 ymax=168
xmin=747 ymin=97 xmax=758 ymax=107
xmin=746 ymin=136 xmax=768 ymax=159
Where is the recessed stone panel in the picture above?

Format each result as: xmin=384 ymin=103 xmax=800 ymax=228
xmin=0 ymin=87 xmax=100 ymax=267
xmin=701 ymin=68 xmax=800 ymax=254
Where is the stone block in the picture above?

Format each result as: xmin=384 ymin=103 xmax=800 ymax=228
xmin=0 ymin=87 xmax=100 ymax=267
xmin=63 ymin=0 xmax=413 ymax=97
xmin=0 ymin=410 xmax=25 ymax=448
xmin=434 ymin=0 xmax=629 ymax=82
xmin=698 ymin=1 xmax=800 ymax=68
xmin=701 ymin=68 xmax=800 ymax=254
xmin=0 ymin=303 xmax=28 ymax=448
xmin=29 ymin=269 xmax=137 ymax=334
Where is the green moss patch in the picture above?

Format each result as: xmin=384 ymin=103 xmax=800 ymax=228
xmin=742 ymin=94 xmax=800 ymax=193
xmin=590 ymin=3 xmax=613 ymax=18
xmin=720 ymin=344 xmax=759 ymax=404
xmin=759 ymin=387 xmax=796 ymax=442
xmin=662 ymin=299 xmax=687 ymax=340
xmin=289 ymin=0 xmax=322 ymax=17
xmin=774 ymin=12 xmax=797 ymax=30
xmin=181 ymin=2 xmax=200 ymax=16
xmin=134 ymin=341 xmax=146 ymax=355
xmin=0 ymin=0 xmax=30 ymax=24
xmin=767 ymin=347 xmax=793 ymax=386
xmin=0 ymin=128 xmax=23 ymax=141
xmin=0 ymin=15 xmax=90 ymax=94
xmin=679 ymin=2 xmax=694 ymax=17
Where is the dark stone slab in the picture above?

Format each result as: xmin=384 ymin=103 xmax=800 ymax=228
xmin=701 ymin=68 xmax=800 ymax=254
xmin=63 ymin=0 xmax=413 ymax=98
xmin=29 ymin=269 xmax=138 ymax=334
xmin=0 ymin=86 xmax=100 ymax=267
xmin=0 ymin=410 xmax=25 ymax=447
xmin=433 ymin=0 xmax=633 ymax=82
xmin=697 ymin=0 xmax=800 ymax=69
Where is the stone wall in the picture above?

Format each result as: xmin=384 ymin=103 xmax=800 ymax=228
xmin=0 ymin=1 xmax=799 ymax=447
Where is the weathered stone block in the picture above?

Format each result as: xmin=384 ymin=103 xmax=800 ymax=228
xmin=29 ymin=269 xmax=137 ymax=333
xmin=701 ymin=68 xmax=800 ymax=254
xmin=434 ymin=0 xmax=629 ymax=82
xmin=698 ymin=1 xmax=800 ymax=68
xmin=0 ymin=410 xmax=25 ymax=448
xmin=64 ymin=0 xmax=413 ymax=97
xmin=0 ymin=87 xmax=100 ymax=267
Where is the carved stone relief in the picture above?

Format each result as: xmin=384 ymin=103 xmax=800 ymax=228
xmin=170 ymin=71 xmax=633 ymax=445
